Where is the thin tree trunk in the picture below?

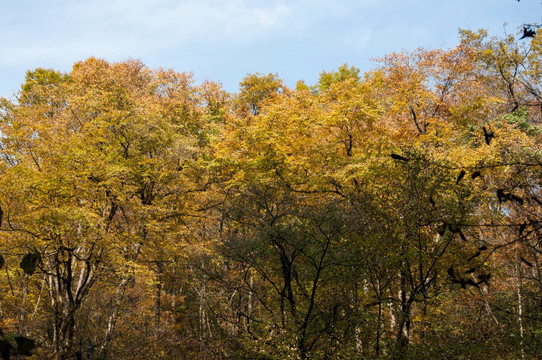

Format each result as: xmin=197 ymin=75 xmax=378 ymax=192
xmin=155 ymin=280 xmax=162 ymax=327
xmin=394 ymin=271 xmax=411 ymax=360
xmin=515 ymin=248 xmax=525 ymax=360
xmin=18 ymin=274 xmax=29 ymax=335
xmin=100 ymin=276 xmax=131 ymax=357
xmin=155 ymin=262 xmax=164 ymax=327
xmin=247 ymin=273 xmax=253 ymax=332
xmin=376 ymin=301 xmax=382 ymax=356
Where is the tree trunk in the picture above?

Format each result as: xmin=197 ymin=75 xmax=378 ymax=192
xmin=515 ymin=248 xmax=525 ymax=360
xmin=393 ymin=271 xmax=411 ymax=360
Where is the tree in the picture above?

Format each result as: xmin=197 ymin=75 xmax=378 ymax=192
xmin=0 ymin=59 xmax=218 ymax=359
xmin=236 ymin=73 xmax=283 ymax=116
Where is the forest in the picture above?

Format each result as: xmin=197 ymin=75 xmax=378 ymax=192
xmin=0 ymin=29 xmax=542 ymax=359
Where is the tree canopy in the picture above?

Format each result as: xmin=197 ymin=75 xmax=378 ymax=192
xmin=1 ymin=29 xmax=542 ymax=359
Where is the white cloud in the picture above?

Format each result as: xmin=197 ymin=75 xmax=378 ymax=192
xmin=0 ymin=0 xmax=538 ymax=97
xmin=0 ymin=0 xmax=298 ymax=68
xmin=67 ymin=0 xmax=296 ymax=46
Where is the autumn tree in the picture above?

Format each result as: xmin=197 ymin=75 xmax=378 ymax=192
xmin=1 ymin=27 xmax=542 ymax=360
xmin=0 ymin=59 xmax=221 ymax=359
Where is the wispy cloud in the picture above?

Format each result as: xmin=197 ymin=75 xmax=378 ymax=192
xmin=1 ymin=0 xmax=297 ymax=67
xmin=68 ymin=0 xmax=295 ymax=41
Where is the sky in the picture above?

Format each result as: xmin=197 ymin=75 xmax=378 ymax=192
xmin=0 ymin=0 xmax=541 ymax=98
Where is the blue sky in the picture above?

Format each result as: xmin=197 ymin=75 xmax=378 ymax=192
xmin=0 ymin=0 xmax=540 ymax=98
